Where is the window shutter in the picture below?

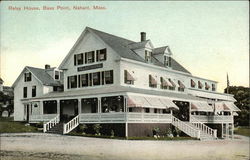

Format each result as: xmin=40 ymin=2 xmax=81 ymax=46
xmin=67 ymin=77 xmax=70 ymax=89
xmin=74 ymin=55 xmax=77 ymax=65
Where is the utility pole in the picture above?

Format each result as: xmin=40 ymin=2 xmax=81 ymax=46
xmin=227 ymin=73 xmax=230 ymax=94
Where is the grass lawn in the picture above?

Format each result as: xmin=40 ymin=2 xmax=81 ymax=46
xmin=234 ymin=127 xmax=250 ymax=137
xmin=0 ymin=117 xmax=39 ymax=133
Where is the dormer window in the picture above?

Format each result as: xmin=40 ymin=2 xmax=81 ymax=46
xmin=24 ymin=72 xmax=32 ymax=82
xmin=164 ymin=56 xmax=171 ymax=67
xmin=145 ymin=50 xmax=152 ymax=63
xmin=212 ymin=84 xmax=216 ymax=91
xmin=54 ymin=71 xmax=60 ymax=80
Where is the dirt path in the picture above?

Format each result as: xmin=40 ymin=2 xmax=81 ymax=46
xmin=0 ymin=133 xmax=249 ymax=160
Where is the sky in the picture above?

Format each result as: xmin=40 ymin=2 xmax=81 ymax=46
xmin=0 ymin=1 xmax=249 ymax=92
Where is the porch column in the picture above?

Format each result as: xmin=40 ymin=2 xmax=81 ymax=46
xmin=57 ymin=100 xmax=60 ymax=115
xmin=98 ymin=97 xmax=101 ymax=113
xmin=226 ymin=123 xmax=229 ymax=139
xmin=231 ymin=123 xmax=234 ymax=139
xmin=40 ymin=101 xmax=44 ymax=115
xmin=125 ymin=122 xmax=128 ymax=138
xmin=78 ymin=98 xmax=81 ymax=114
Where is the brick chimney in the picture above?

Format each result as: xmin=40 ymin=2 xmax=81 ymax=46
xmin=140 ymin=32 xmax=146 ymax=42
xmin=45 ymin=64 xmax=50 ymax=69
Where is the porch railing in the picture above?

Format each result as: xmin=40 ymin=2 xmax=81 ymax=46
xmin=79 ymin=112 xmax=172 ymax=123
xmin=30 ymin=114 xmax=58 ymax=123
xmin=190 ymin=116 xmax=217 ymax=138
xmin=63 ymin=115 xmax=79 ymax=134
xmin=172 ymin=116 xmax=200 ymax=139
xmin=43 ymin=114 xmax=60 ymax=133
xmin=190 ymin=115 xmax=233 ymax=123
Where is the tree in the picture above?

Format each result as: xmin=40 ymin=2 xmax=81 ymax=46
xmin=224 ymin=86 xmax=250 ymax=126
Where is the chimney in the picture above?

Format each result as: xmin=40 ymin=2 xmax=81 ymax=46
xmin=45 ymin=64 xmax=50 ymax=69
xmin=140 ymin=32 xmax=146 ymax=42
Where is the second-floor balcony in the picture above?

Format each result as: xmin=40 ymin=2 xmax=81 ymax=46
xmin=190 ymin=115 xmax=233 ymax=123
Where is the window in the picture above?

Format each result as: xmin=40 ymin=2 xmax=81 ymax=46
xmin=212 ymin=84 xmax=216 ymax=91
xmin=24 ymin=72 xmax=31 ymax=82
xmin=164 ymin=56 xmax=172 ymax=67
xmin=32 ymin=86 xmax=36 ymax=97
xmin=168 ymin=78 xmax=175 ymax=90
xmin=23 ymin=87 xmax=27 ymax=98
xmin=96 ymin=48 xmax=107 ymax=62
xmin=160 ymin=77 xmax=168 ymax=89
xmin=154 ymin=108 xmax=158 ymax=113
xmin=86 ymin=51 xmax=95 ymax=63
xmin=124 ymin=70 xmax=134 ymax=85
xmin=105 ymin=70 xmax=113 ymax=84
xmin=80 ymin=74 xmax=88 ymax=87
xmin=74 ymin=53 xmax=84 ymax=65
xmin=191 ymin=79 xmax=196 ymax=88
xmin=145 ymin=108 xmax=150 ymax=113
xmin=205 ymin=82 xmax=210 ymax=90
xmin=145 ymin=50 xmax=152 ymax=63
xmin=67 ymin=75 xmax=77 ymax=89
xmin=178 ymin=80 xmax=184 ymax=92
xmin=93 ymin=72 xmax=101 ymax=86
xmin=54 ymin=71 xmax=60 ymax=80
xmin=149 ymin=75 xmax=157 ymax=88
xmin=198 ymin=81 xmax=203 ymax=89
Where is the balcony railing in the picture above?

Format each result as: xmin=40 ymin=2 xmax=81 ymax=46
xmin=79 ymin=112 xmax=172 ymax=123
xmin=29 ymin=114 xmax=58 ymax=123
xmin=190 ymin=115 xmax=233 ymax=123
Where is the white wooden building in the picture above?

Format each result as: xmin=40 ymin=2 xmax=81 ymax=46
xmin=12 ymin=27 xmax=240 ymax=140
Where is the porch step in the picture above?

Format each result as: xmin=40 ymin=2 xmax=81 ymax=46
xmin=46 ymin=123 xmax=64 ymax=134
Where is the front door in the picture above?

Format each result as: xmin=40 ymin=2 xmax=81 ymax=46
xmin=173 ymin=101 xmax=189 ymax=121
xmin=60 ymin=99 xmax=78 ymax=122
xmin=26 ymin=104 xmax=29 ymax=122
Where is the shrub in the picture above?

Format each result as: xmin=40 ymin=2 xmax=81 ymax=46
xmin=93 ymin=124 xmax=102 ymax=135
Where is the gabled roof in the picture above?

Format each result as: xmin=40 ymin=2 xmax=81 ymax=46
xmin=127 ymin=40 xmax=154 ymax=50
xmin=12 ymin=66 xmax=61 ymax=87
xmin=59 ymin=27 xmax=191 ymax=74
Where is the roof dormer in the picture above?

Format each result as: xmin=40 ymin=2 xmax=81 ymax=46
xmin=153 ymin=46 xmax=173 ymax=68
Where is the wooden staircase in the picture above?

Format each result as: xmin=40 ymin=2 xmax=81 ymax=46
xmin=46 ymin=123 xmax=64 ymax=134
xmin=43 ymin=115 xmax=79 ymax=135
xmin=171 ymin=116 xmax=217 ymax=140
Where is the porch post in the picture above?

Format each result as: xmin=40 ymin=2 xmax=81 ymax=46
xmin=57 ymin=100 xmax=60 ymax=115
xmin=98 ymin=97 xmax=101 ymax=113
xmin=125 ymin=122 xmax=128 ymax=138
xmin=232 ymin=123 xmax=234 ymax=139
xmin=78 ymin=98 xmax=81 ymax=114
xmin=226 ymin=123 xmax=229 ymax=139
xmin=40 ymin=101 xmax=44 ymax=115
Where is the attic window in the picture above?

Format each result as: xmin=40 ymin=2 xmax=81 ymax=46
xmin=96 ymin=48 xmax=107 ymax=62
xmin=86 ymin=51 xmax=95 ymax=63
xmin=24 ymin=72 xmax=32 ymax=82
xmin=212 ymin=84 xmax=216 ymax=91
xmin=145 ymin=50 xmax=152 ymax=63
xmin=54 ymin=71 xmax=59 ymax=80
xmin=164 ymin=56 xmax=172 ymax=67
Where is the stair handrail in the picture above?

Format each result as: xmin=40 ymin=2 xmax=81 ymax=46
xmin=172 ymin=116 xmax=201 ymax=139
xmin=63 ymin=115 xmax=80 ymax=134
xmin=43 ymin=114 xmax=60 ymax=133
xmin=190 ymin=116 xmax=217 ymax=138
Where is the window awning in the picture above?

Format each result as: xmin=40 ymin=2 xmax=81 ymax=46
xmin=191 ymin=101 xmax=213 ymax=112
xmin=160 ymin=98 xmax=179 ymax=110
xmin=127 ymin=96 xmax=151 ymax=108
xmin=145 ymin=97 xmax=167 ymax=109
xmin=150 ymin=75 xmax=157 ymax=85
xmin=178 ymin=81 xmax=185 ymax=89
xmin=127 ymin=95 xmax=179 ymax=109
xmin=161 ymin=78 xmax=172 ymax=87
xmin=125 ymin=70 xmax=135 ymax=81
xmin=168 ymin=79 xmax=176 ymax=87
xmin=215 ymin=102 xmax=240 ymax=112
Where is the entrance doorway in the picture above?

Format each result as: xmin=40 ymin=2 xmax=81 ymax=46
xmin=173 ymin=101 xmax=189 ymax=121
xmin=60 ymin=99 xmax=78 ymax=122
xmin=26 ymin=104 xmax=29 ymax=122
